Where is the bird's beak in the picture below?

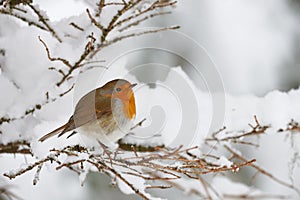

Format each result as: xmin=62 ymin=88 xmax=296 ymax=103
xmin=130 ymin=83 xmax=137 ymax=88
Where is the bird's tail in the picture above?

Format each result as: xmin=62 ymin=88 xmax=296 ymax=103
xmin=39 ymin=124 xmax=68 ymax=142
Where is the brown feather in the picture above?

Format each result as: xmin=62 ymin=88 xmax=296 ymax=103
xmin=38 ymin=123 xmax=69 ymax=142
xmin=57 ymin=90 xmax=113 ymax=138
xmin=39 ymin=88 xmax=113 ymax=141
xmin=38 ymin=79 xmax=135 ymax=142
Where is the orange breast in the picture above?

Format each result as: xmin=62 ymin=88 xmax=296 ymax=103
xmin=123 ymin=94 xmax=136 ymax=120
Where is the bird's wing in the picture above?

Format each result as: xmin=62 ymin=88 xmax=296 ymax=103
xmin=39 ymin=122 xmax=70 ymax=142
xmin=39 ymin=88 xmax=112 ymax=141
xmin=61 ymin=89 xmax=112 ymax=133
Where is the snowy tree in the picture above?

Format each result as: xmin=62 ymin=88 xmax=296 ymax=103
xmin=1 ymin=1 xmax=300 ymax=200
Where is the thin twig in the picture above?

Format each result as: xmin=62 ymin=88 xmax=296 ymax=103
xmin=69 ymin=22 xmax=84 ymax=31
xmin=3 ymin=153 xmax=59 ymax=179
xmin=113 ymin=1 xmax=176 ymax=30
xmin=0 ymin=8 xmax=47 ymax=31
xmin=90 ymin=25 xmax=180 ymax=58
xmin=224 ymin=145 xmax=300 ymax=196
xmin=38 ymin=36 xmax=72 ymax=67
xmin=27 ymin=4 xmax=62 ymax=42
xmin=0 ymin=140 xmax=32 ymax=155
xmin=88 ymin=160 xmax=150 ymax=200
xmin=86 ymin=8 xmax=105 ymax=31
xmin=96 ymin=0 xmax=105 ymax=16
xmin=118 ymin=11 xmax=172 ymax=32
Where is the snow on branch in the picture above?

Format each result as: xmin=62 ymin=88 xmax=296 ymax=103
xmin=0 ymin=140 xmax=31 ymax=155
xmin=0 ymin=0 xmax=62 ymax=42
xmin=1 ymin=117 xmax=300 ymax=199
xmin=205 ymin=116 xmax=300 ymax=197
xmin=1 ymin=1 xmax=300 ymax=200
xmin=0 ymin=0 xmax=178 ymax=127
xmin=205 ymin=115 xmax=270 ymax=146
xmin=86 ymin=0 xmax=180 ymax=58
xmin=2 ymin=143 xmax=255 ymax=199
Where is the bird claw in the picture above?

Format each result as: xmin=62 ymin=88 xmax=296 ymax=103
xmin=97 ymin=140 xmax=113 ymax=166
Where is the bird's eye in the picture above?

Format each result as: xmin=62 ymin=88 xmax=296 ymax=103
xmin=116 ymin=87 xmax=122 ymax=92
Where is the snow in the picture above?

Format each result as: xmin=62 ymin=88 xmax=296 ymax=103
xmin=117 ymin=173 xmax=146 ymax=195
xmin=0 ymin=75 xmax=19 ymax=115
xmin=0 ymin=0 xmax=300 ymax=200
xmin=225 ymin=89 xmax=300 ymax=131
xmin=215 ymin=156 xmax=233 ymax=168
xmin=34 ymin=0 xmax=87 ymax=22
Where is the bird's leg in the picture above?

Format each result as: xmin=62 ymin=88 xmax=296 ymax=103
xmin=97 ymin=140 xmax=113 ymax=166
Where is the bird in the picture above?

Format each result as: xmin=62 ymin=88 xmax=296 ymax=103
xmin=39 ymin=79 xmax=137 ymax=146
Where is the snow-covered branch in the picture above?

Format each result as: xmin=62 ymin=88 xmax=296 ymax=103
xmin=1 ymin=1 xmax=300 ymax=200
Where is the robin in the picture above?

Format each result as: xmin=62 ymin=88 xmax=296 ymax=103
xmin=39 ymin=79 xmax=137 ymax=146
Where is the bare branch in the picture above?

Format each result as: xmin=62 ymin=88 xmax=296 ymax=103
xmin=117 ymin=11 xmax=172 ymax=32
xmin=3 ymin=153 xmax=59 ymax=179
xmin=88 ymin=160 xmax=150 ymax=200
xmin=86 ymin=8 xmax=105 ymax=31
xmin=95 ymin=0 xmax=105 ymax=16
xmin=69 ymin=22 xmax=84 ymax=31
xmin=206 ymin=116 xmax=270 ymax=142
xmin=113 ymin=1 xmax=176 ymax=30
xmin=225 ymin=145 xmax=300 ymax=196
xmin=38 ymin=36 xmax=72 ymax=68
xmin=0 ymin=140 xmax=32 ymax=155
xmin=0 ymin=8 xmax=47 ymax=31
xmin=90 ymin=25 xmax=180 ymax=58
xmin=27 ymin=4 xmax=62 ymax=42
